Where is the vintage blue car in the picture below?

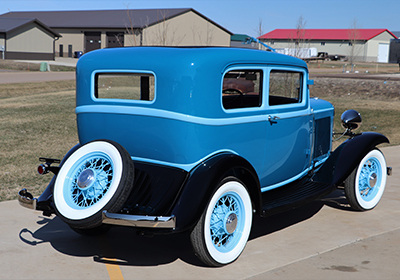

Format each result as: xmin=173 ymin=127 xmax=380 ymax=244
xmin=18 ymin=47 xmax=391 ymax=266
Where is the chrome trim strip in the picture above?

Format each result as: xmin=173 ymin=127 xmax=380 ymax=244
xmin=17 ymin=189 xmax=37 ymax=210
xmin=102 ymin=211 xmax=176 ymax=229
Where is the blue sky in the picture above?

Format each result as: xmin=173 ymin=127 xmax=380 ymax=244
xmin=0 ymin=0 xmax=399 ymax=36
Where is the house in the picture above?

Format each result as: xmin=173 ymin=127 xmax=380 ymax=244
xmin=259 ymin=29 xmax=398 ymax=62
xmin=0 ymin=17 xmax=60 ymax=60
xmin=0 ymin=9 xmax=232 ymax=59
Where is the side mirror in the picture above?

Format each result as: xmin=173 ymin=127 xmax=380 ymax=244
xmin=341 ymin=109 xmax=362 ymax=131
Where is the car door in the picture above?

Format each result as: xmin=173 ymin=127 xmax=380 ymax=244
xmin=260 ymin=67 xmax=313 ymax=191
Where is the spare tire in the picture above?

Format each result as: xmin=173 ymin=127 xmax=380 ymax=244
xmin=53 ymin=140 xmax=134 ymax=229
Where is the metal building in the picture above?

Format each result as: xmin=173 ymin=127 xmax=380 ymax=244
xmin=0 ymin=9 xmax=232 ymax=59
xmin=259 ymin=29 xmax=398 ymax=62
xmin=0 ymin=17 xmax=60 ymax=60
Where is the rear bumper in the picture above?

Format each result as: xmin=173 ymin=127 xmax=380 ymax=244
xmin=102 ymin=211 xmax=176 ymax=229
xmin=18 ymin=189 xmax=37 ymax=210
xmin=17 ymin=189 xmax=176 ymax=229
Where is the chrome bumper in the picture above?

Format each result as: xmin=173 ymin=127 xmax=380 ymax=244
xmin=18 ymin=189 xmax=37 ymax=210
xmin=102 ymin=211 xmax=176 ymax=229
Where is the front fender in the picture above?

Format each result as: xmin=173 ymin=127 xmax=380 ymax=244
xmin=313 ymin=132 xmax=389 ymax=186
xmin=171 ymin=152 xmax=261 ymax=232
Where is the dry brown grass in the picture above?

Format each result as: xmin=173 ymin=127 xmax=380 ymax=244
xmin=0 ymin=82 xmax=78 ymax=201
xmin=311 ymin=77 xmax=400 ymax=148
xmin=0 ymin=60 xmax=75 ymax=72
xmin=308 ymin=60 xmax=400 ymax=74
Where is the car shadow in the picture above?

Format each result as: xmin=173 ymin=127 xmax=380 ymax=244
xmin=18 ymin=191 xmax=351 ymax=267
xmin=320 ymin=188 xmax=355 ymax=211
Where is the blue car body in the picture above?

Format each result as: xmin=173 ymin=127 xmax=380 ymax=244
xmin=76 ymin=47 xmax=331 ymax=189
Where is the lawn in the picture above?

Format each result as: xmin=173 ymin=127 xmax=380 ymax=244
xmin=0 ymin=78 xmax=399 ymax=201
xmin=0 ymin=80 xmax=78 ymax=201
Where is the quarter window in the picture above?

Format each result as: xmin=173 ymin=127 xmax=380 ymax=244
xmin=95 ymin=73 xmax=155 ymax=101
xmin=269 ymin=70 xmax=303 ymax=106
xmin=222 ymin=70 xmax=263 ymax=109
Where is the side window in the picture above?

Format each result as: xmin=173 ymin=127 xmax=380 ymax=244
xmin=269 ymin=70 xmax=303 ymax=106
xmin=95 ymin=73 xmax=155 ymax=101
xmin=222 ymin=70 xmax=263 ymax=110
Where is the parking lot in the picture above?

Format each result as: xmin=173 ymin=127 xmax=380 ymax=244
xmin=1 ymin=145 xmax=399 ymax=279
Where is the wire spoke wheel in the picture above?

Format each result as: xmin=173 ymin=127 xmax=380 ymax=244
xmin=190 ymin=177 xmax=252 ymax=266
xmin=54 ymin=140 xmax=134 ymax=229
xmin=69 ymin=156 xmax=113 ymax=208
xmin=344 ymin=149 xmax=387 ymax=211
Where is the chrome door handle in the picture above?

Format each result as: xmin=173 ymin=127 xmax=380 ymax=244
xmin=268 ymin=115 xmax=280 ymax=123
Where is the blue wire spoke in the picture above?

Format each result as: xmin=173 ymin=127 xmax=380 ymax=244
xmin=210 ymin=194 xmax=239 ymax=248
xmin=69 ymin=155 xmax=113 ymax=208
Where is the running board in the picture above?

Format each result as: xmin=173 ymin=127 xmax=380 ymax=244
xmin=261 ymin=180 xmax=335 ymax=217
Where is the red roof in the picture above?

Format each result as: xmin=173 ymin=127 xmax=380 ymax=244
xmin=259 ymin=29 xmax=397 ymax=41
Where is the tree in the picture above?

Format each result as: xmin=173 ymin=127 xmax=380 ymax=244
xmin=290 ymin=16 xmax=308 ymax=58
xmin=347 ymin=18 xmax=363 ymax=66
xmin=254 ymin=18 xmax=265 ymax=50
xmin=123 ymin=5 xmax=143 ymax=46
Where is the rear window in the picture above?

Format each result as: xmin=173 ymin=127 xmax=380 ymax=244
xmin=95 ymin=73 xmax=155 ymax=101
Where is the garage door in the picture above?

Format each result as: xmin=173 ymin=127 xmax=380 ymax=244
xmin=378 ymin=43 xmax=389 ymax=63
xmin=85 ymin=32 xmax=101 ymax=53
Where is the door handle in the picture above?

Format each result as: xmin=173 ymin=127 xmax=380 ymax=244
xmin=268 ymin=115 xmax=280 ymax=124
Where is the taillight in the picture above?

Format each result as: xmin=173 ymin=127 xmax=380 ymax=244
xmin=37 ymin=164 xmax=49 ymax=175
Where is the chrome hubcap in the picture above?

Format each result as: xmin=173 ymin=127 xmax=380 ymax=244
xmin=77 ymin=169 xmax=95 ymax=189
xmin=369 ymin=173 xmax=377 ymax=188
xmin=225 ymin=212 xmax=238 ymax=234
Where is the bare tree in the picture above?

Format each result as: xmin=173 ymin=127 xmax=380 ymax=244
xmin=123 ymin=6 xmax=185 ymax=46
xmin=256 ymin=18 xmax=264 ymax=38
xmin=122 ymin=4 xmax=145 ymax=46
xmin=347 ymin=18 xmax=362 ymax=66
xmin=290 ymin=15 xmax=308 ymax=58
xmin=204 ymin=22 xmax=215 ymax=46
xmin=255 ymin=18 xmax=264 ymax=50
xmin=144 ymin=10 xmax=185 ymax=46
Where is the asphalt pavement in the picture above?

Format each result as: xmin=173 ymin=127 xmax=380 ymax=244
xmin=0 ymin=145 xmax=399 ymax=280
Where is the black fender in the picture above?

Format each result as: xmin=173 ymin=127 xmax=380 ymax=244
xmin=313 ymin=132 xmax=389 ymax=186
xmin=36 ymin=143 xmax=81 ymax=213
xmin=171 ymin=152 xmax=261 ymax=232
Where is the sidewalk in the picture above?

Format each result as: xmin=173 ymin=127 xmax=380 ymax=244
xmin=17 ymin=57 xmax=78 ymax=68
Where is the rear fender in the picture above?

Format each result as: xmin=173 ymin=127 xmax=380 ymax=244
xmin=313 ymin=132 xmax=389 ymax=186
xmin=171 ymin=152 xmax=261 ymax=232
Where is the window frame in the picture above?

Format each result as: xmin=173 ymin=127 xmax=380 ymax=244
xmin=266 ymin=67 xmax=307 ymax=109
xmin=221 ymin=67 xmax=264 ymax=111
xmin=91 ymin=70 xmax=156 ymax=104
